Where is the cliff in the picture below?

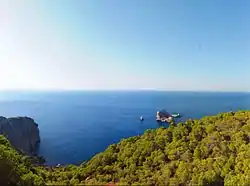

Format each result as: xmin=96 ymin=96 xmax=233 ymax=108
xmin=0 ymin=116 xmax=40 ymax=155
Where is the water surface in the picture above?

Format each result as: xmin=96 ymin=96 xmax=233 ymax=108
xmin=0 ymin=91 xmax=249 ymax=165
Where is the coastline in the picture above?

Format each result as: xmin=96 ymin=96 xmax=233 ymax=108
xmin=1 ymin=110 xmax=250 ymax=185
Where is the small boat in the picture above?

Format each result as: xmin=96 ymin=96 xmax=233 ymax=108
xmin=140 ymin=116 xmax=144 ymax=121
xmin=171 ymin=112 xmax=181 ymax=118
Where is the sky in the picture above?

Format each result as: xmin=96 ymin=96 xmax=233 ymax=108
xmin=0 ymin=0 xmax=249 ymax=91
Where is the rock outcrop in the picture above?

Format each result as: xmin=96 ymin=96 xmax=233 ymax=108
xmin=156 ymin=110 xmax=173 ymax=122
xmin=0 ymin=116 xmax=40 ymax=155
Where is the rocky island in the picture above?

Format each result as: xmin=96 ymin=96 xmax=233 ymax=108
xmin=0 ymin=116 xmax=40 ymax=155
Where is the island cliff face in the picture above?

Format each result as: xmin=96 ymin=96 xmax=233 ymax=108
xmin=0 ymin=116 xmax=40 ymax=155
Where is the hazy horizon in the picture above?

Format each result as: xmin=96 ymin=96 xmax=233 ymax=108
xmin=0 ymin=89 xmax=248 ymax=93
xmin=0 ymin=1 xmax=249 ymax=91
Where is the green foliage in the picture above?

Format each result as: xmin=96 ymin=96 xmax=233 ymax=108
xmin=0 ymin=110 xmax=250 ymax=185
xmin=0 ymin=135 xmax=45 ymax=186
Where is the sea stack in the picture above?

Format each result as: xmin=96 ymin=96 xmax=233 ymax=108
xmin=0 ymin=116 xmax=40 ymax=155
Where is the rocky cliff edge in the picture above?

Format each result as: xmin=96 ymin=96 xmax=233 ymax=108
xmin=0 ymin=116 xmax=40 ymax=155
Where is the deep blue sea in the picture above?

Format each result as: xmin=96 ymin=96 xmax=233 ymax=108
xmin=0 ymin=91 xmax=249 ymax=165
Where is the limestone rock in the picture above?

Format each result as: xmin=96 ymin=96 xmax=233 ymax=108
xmin=0 ymin=116 xmax=40 ymax=155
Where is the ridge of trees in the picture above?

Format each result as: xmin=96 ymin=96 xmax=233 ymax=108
xmin=0 ymin=110 xmax=250 ymax=185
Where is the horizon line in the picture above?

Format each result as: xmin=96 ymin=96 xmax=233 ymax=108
xmin=0 ymin=89 xmax=248 ymax=93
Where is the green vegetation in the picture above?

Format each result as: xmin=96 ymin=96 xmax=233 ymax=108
xmin=1 ymin=111 xmax=250 ymax=185
xmin=0 ymin=135 xmax=45 ymax=185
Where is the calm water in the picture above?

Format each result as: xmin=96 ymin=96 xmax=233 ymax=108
xmin=0 ymin=91 xmax=249 ymax=165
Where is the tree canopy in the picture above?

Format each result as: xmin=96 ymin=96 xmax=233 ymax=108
xmin=0 ymin=110 xmax=250 ymax=185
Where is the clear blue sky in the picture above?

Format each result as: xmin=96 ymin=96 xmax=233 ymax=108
xmin=0 ymin=0 xmax=249 ymax=91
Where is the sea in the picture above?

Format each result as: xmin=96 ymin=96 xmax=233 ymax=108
xmin=0 ymin=91 xmax=249 ymax=165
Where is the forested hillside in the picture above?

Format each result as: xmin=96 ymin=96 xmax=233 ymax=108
xmin=1 ymin=111 xmax=250 ymax=185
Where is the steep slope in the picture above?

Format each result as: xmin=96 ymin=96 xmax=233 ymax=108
xmin=0 ymin=111 xmax=250 ymax=186
xmin=0 ymin=135 xmax=44 ymax=186
xmin=41 ymin=110 xmax=250 ymax=185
